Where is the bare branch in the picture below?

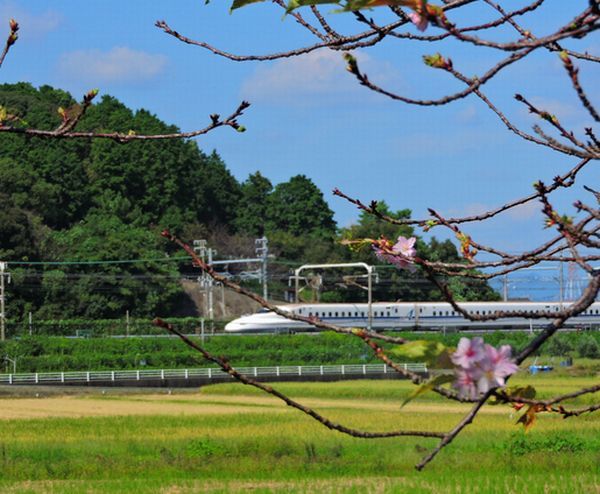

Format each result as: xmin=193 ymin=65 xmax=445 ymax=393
xmin=160 ymin=229 xmax=407 ymax=344
xmin=153 ymin=317 xmax=444 ymax=440
xmin=0 ymin=101 xmax=251 ymax=143
xmin=416 ymin=390 xmax=493 ymax=470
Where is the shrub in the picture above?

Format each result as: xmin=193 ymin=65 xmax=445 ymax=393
xmin=576 ymin=336 xmax=600 ymax=359
xmin=545 ymin=335 xmax=574 ymax=357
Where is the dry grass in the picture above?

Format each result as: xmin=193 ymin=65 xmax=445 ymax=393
xmin=0 ymin=389 xmax=519 ymax=420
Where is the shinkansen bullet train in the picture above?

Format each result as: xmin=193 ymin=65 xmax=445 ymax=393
xmin=224 ymin=301 xmax=600 ymax=333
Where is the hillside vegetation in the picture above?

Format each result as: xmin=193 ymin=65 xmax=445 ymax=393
xmin=1 ymin=83 xmax=497 ymax=322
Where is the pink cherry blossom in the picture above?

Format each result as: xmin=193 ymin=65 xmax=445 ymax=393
xmin=453 ymin=368 xmax=480 ymax=399
xmin=408 ymin=12 xmax=428 ymax=32
xmin=393 ymin=236 xmax=417 ymax=259
xmin=451 ymin=337 xmax=485 ymax=369
xmin=480 ymin=344 xmax=519 ymax=388
xmin=372 ymin=236 xmax=417 ymax=271
xmin=451 ymin=338 xmax=519 ymax=398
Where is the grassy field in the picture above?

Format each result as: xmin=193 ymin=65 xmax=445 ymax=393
xmin=0 ymin=375 xmax=597 ymax=493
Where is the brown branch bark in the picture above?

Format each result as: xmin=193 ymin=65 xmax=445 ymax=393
xmin=152 ymin=317 xmax=444 ymax=440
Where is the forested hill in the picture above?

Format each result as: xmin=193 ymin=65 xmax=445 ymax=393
xmin=0 ymin=83 xmax=498 ymax=320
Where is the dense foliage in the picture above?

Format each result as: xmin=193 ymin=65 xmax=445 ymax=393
xmin=1 ymin=331 xmax=597 ymax=373
xmin=0 ymin=83 xmax=497 ymax=321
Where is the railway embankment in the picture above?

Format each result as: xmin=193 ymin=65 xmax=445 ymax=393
xmin=0 ymin=331 xmax=597 ymax=374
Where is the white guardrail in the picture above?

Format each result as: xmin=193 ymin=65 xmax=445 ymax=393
xmin=0 ymin=363 xmax=427 ymax=385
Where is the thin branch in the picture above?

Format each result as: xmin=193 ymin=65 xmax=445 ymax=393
xmin=0 ymin=18 xmax=18 ymax=69
xmin=515 ymin=274 xmax=600 ymax=363
xmin=0 ymin=101 xmax=251 ymax=142
xmin=160 ymin=229 xmax=407 ymax=344
xmin=332 ymin=156 xmax=590 ymax=228
xmin=152 ymin=317 xmax=444 ymax=440
xmin=496 ymin=383 xmax=600 ymax=407
xmin=559 ymin=51 xmax=600 ymax=122
xmin=416 ymin=390 xmax=493 ymax=470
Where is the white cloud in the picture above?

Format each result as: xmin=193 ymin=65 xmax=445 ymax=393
xmin=505 ymin=200 xmax=540 ymax=221
xmin=240 ymin=49 xmax=401 ymax=104
xmin=391 ymin=127 xmax=505 ymax=157
xmin=526 ymin=97 xmax=582 ymax=120
xmin=0 ymin=1 xmax=61 ymax=39
xmin=58 ymin=47 xmax=167 ymax=84
xmin=450 ymin=201 xmax=539 ymax=222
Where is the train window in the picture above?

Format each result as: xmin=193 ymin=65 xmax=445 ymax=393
xmin=328 ymin=312 xmax=332 ymax=317
xmin=433 ymin=311 xmax=436 ymax=316
xmin=386 ymin=311 xmax=390 ymax=317
xmin=309 ymin=312 xmax=313 ymax=317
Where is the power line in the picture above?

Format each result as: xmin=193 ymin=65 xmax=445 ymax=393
xmin=6 ymin=256 xmax=191 ymax=266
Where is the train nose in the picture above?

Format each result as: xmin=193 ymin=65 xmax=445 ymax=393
xmin=224 ymin=320 xmax=243 ymax=332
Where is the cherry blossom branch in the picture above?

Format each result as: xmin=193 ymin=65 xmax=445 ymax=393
xmin=0 ymin=18 xmax=17 ymax=69
xmin=495 ymin=383 xmax=600 ymax=408
xmin=333 ymin=157 xmax=591 ymax=228
xmin=343 ymin=47 xmax=533 ymax=107
xmin=154 ymin=18 xmax=402 ymax=62
xmin=152 ymin=317 xmax=444 ymax=440
xmin=441 ymin=7 xmax=599 ymax=52
xmin=357 ymin=330 xmax=478 ymax=404
xmin=54 ymin=89 xmax=99 ymax=134
xmin=416 ymin=259 xmax=600 ymax=325
xmin=493 ymin=385 xmax=600 ymax=419
xmin=0 ymin=101 xmax=251 ymax=142
xmin=559 ymin=51 xmax=600 ymax=122
xmin=514 ymin=94 xmax=592 ymax=152
xmin=515 ymin=275 xmax=600 ymax=363
xmin=160 ymin=229 xmax=407 ymax=345
xmin=416 ymin=390 xmax=493 ymax=470
xmin=158 ymin=230 xmax=498 ymax=413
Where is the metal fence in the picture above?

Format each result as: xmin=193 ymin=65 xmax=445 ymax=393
xmin=0 ymin=362 xmax=427 ymax=385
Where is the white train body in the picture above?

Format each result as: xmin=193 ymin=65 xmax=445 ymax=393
xmin=224 ymin=301 xmax=600 ymax=333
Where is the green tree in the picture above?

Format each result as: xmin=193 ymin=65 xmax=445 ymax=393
xmin=39 ymin=212 xmax=181 ymax=319
xmin=265 ymin=175 xmax=336 ymax=238
xmin=234 ymin=171 xmax=273 ymax=236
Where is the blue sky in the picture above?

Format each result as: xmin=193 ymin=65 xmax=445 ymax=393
xmin=1 ymin=0 xmax=598 ymax=255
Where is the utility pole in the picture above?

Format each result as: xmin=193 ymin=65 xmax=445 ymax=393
xmin=255 ymin=237 xmax=269 ymax=300
xmin=558 ymin=253 xmax=565 ymax=305
xmin=0 ymin=262 xmax=11 ymax=341
xmin=193 ymin=239 xmax=208 ymax=317
xmin=207 ymin=246 xmax=215 ymax=321
xmin=193 ymin=240 xmax=216 ymax=322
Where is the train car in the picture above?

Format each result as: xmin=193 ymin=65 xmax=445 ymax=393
xmin=223 ymin=301 xmax=600 ymax=333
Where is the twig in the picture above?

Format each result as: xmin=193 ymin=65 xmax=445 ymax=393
xmin=152 ymin=317 xmax=444 ymax=440
xmin=0 ymin=101 xmax=251 ymax=142
xmin=0 ymin=18 xmax=18 ymax=69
